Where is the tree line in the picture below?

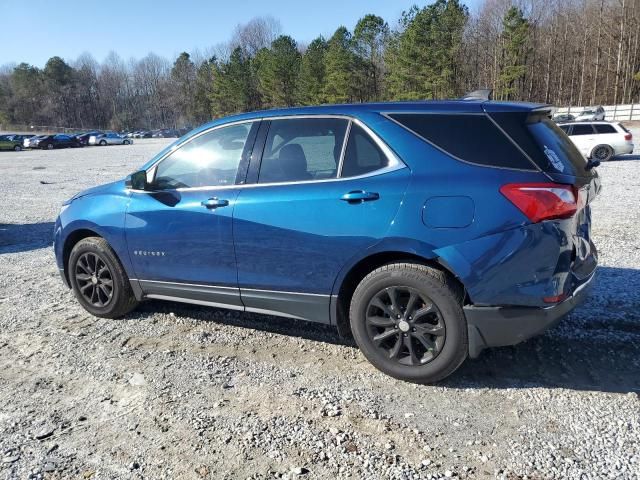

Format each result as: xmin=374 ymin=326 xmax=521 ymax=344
xmin=1 ymin=0 xmax=639 ymax=131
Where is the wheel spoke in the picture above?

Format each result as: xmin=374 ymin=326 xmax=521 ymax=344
xmin=405 ymin=336 xmax=419 ymax=365
xmin=373 ymin=328 xmax=398 ymax=345
xmin=80 ymin=282 xmax=93 ymax=293
xmin=389 ymin=335 xmax=403 ymax=359
xmin=98 ymin=284 xmax=112 ymax=298
xmin=100 ymin=278 xmax=113 ymax=287
xmin=386 ymin=287 xmax=400 ymax=314
xmin=404 ymin=292 xmax=419 ymax=319
xmin=75 ymin=273 xmax=92 ymax=281
xmin=413 ymin=332 xmax=436 ymax=351
xmin=412 ymin=304 xmax=436 ymax=322
xmin=415 ymin=323 xmax=445 ymax=337
xmin=370 ymin=297 xmax=395 ymax=318
xmin=366 ymin=315 xmax=394 ymax=327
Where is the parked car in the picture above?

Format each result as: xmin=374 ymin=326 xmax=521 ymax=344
xmin=75 ymin=131 xmax=103 ymax=146
xmin=24 ymin=135 xmax=45 ymax=148
xmin=0 ymin=135 xmax=23 ymax=151
xmin=552 ymin=113 xmax=575 ymax=124
xmin=8 ymin=134 xmax=35 ymax=144
xmin=32 ymin=134 xmax=81 ymax=150
xmin=558 ymin=121 xmax=633 ymax=161
xmin=133 ymin=130 xmax=152 ymax=138
xmin=89 ymin=132 xmax=133 ymax=146
xmin=575 ymin=106 xmax=605 ymax=122
xmin=54 ymin=99 xmax=600 ymax=383
xmin=152 ymin=128 xmax=179 ymax=138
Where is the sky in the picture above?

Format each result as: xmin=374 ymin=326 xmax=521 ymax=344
xmin=0 ymin=0 xmax=481 ymax=67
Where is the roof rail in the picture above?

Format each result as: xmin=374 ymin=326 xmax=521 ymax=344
xmin=460 ymin=89 xmax=493 ymax=101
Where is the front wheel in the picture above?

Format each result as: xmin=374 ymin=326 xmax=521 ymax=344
xmin=99 ymin=140 xmax=107 ymax=146
xmin=123 ymin=140 xmax=130 ymax=145
xmin=13 ymin=145 xmax=22 ymax=151
xmin=46 ymin=143 xmax=54 ymax=150
xmin=68 ymin=237 xmax=138 ymax=318
xmin=349 ymin=263 xmax=468 ymax=383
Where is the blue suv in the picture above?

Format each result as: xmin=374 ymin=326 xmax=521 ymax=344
xmin=54 ymin=99 xmax=600 ymax=383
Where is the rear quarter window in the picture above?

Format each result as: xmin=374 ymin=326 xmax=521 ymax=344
xmin=594 ymin=124 xmax=616 ymax=134
xmin=387 ymin=113 xmax=534 ymax=170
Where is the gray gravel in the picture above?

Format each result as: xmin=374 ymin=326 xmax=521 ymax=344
xmin=0 ymin=138 xmax=639 ymax=479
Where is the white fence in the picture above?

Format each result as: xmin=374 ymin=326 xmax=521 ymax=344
xmin=554 ymin=104 xmax=640 ymax=121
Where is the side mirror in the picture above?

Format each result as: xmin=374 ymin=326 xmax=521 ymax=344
xmin=125 ymin=170 xmax=148 ymax=190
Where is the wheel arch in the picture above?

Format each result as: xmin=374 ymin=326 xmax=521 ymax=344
xmin=61 ymin=228 xmax=104 ymax=285
xmin=331 ymin=249 xmax=466 ymax=338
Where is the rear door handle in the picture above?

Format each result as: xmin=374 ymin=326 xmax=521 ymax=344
xmin=340 ymin=190 xmax=380 ymax=203
xmin=201 ymin=198 xmax=229 ymax=209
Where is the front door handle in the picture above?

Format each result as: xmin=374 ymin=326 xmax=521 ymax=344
xmin=201 ymin=198 xmax=229 ymax=209
xmin=340 ymin=190 xmax=380 ymax=203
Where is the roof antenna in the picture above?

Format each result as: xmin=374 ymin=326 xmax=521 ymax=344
xmin=460 ymin=89 xmax=493 ymax=101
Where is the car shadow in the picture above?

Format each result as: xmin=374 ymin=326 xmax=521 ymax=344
xmin=0 ymin=222 xmax=55 ymax=254
xmin=135 ymin=266 xmax=640 ymax=395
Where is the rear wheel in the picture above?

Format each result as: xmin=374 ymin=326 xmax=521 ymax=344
xmin=68 ymin=237 xmax=138 ymax=318
xmin=123 ymin=140 xmax=130 ymax=145
xmin=349 ymin=263 xmax=468 ymax=383
xmin=13 ymin=145 xmax=21 ymax=151
xmin=46 ymin=143 xmax=54 ymax=150
xmin=591 ymin=144 xmax=614 ymax=162
xmin=99 ymin=140 xmax=107 ymax=146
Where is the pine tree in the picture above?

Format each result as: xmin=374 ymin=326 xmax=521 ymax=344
xmin=170 ymin=52 xmax=196 ymax=123
xmin=209 ymin=48 xmax=260 ymax=117
xmin=323 ymin=27 xmax=356 ymax=103
xmin=256 ymin=35 xmax=301 ymax=108
xmin=298 ymin=37 xmax=328 ymax=105
xmin=385 ymin=0 xmax=467 ymax=100
xmin=497 ymin=7 xmax=530 ymax=100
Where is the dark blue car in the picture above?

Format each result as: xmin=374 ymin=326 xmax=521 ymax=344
xmin=54 ymin=99 xmax=600 ymax=382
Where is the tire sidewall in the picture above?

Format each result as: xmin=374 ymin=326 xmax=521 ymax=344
xmin=14 ymin=145 xmax=21 ymax=151
xmin=68 ymin=240 xmax=123 ymax=316
xmin=592 ymin=145 xmax=613 ymax=162
xmin=350 ymin=266 xmax=467 ymax=383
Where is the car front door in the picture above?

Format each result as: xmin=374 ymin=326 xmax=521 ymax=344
xmin=233 ymin=116 xmax=410 ymax=323
xmin=125 ymin=121 xmax=259 ymax=308
xmin=0 ymin=136 xmax=9 ymax=150
xmin=568 ymin=124 xmax=596 ymax=157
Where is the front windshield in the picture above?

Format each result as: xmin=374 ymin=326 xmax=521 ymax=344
xmin=581 ymin=110 xmax=596 ymax=115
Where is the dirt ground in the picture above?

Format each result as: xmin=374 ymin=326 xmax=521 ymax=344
xmin=0 ymin=139 xmax=638 ymax=480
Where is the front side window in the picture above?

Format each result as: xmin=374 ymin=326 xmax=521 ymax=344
xmin=258 ymin=118 xmax=348 ymax=183
xmin=341 ymin=124 xmax=388 ymax=177
xmin=571 ymin=124 xmax=595 ymax=136
xmin=152 ymin=122 xmax=253 ymax=190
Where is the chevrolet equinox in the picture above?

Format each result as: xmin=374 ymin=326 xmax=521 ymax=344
xmin=54 ymin=99 xmax=600 ymax=383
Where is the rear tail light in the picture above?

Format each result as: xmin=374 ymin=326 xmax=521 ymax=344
xmin=500 ymin=183 xmax=577 ymax=223
xmin=624 ymin=133 xmax=632 ymax=141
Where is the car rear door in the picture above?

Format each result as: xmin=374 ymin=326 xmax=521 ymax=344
xmin=125 ymin=121 xmax=259 ymax=308
xmin=232 ymin=116 xmax=410 ymax=323
xmin=593 ymin=123 xmax=622 ymax=153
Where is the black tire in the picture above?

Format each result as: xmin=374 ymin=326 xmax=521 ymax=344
xmin=68 ymin=237 xmax=138 ymax=318
xmin=123 ymin=140 xmax=130 ymax=145
xmin=349 ymin=263 xmax=467 ymax=383
xmin=13 ymin=145 xmax=21 ymax=151
xmin=99 ymin=140 xmax=107 ymax=146
xmin=46 ymin=143 xmax=54 ymax=150
xmin=591 ymin=144 xmax=614 ymax=162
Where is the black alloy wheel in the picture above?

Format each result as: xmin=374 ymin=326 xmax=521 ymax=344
xmin=365 ymin=286 xmax=445 ymax=365
xmin=74 ymin=252 xmax=114 ymax=307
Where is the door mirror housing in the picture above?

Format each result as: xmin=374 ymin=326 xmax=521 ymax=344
xmin=126 ymin=170 xmax=148 ymax=190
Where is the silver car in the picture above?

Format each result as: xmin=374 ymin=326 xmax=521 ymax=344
xmin=89 ymin=132 xmax=133 ymax=146
xmin=575 ymin=106 xmax=606 ymax=122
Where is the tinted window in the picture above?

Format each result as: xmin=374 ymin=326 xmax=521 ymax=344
xmin=594 ymin=124 xmax=616 ymax=134
xmin=388 ymin=113 xmax=533 ymax=169
xmin=259 ymin=118 xmax=348 ymax=183
xmin=341 ymin=124 xmax=388 ymax=177
xmin=571 ymin=124 xmax=595 ymax=135
xmin=559 ymin=125 xmax=570 ymax=133
xmin=153 ymin=123 xmax=253 ymax=190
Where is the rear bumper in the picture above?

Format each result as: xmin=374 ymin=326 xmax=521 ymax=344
xmin=464 ymin=272 xmax=595 ymax=358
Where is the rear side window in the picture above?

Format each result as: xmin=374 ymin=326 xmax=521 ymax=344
xmin=594 ymin=124 xmax=616 ymax=134
xmin=490 ymin=112 xmax=592 ymax=178
xmin=259 ymin=118 xmax=348 ymax=183
xmin=388 ymin=113 xmax=534 ymax=170
xmin=571 ymin=124 xmax=595 ymax=135
xmin=341 ymin=124 xmax=388 ymax=177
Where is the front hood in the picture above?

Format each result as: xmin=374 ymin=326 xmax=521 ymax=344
xmin=64 ymin=179 xmax=124 ymax=205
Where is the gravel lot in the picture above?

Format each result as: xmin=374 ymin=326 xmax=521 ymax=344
xmin=0 ymin=138 xmax=639 ymax=480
